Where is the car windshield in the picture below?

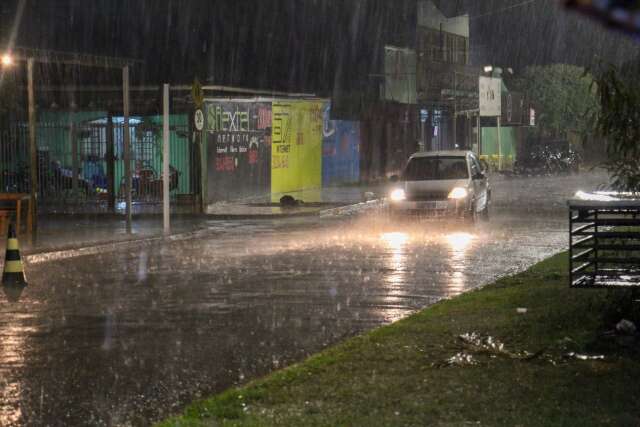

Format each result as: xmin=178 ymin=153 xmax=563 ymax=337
xmin=403 ymin=157 xmax=468 ymax=181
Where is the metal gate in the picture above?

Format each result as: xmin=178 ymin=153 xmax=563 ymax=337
xmin=0 ymin=115 xmax=200 ymax=213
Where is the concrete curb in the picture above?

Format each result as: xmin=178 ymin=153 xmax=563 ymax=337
xmin=319 ymin=199 xmax=383 ymax=217
xmin=203 ymin=211 xmax=321 ymax=220
xmin=22 ymin=201 xmax=377 ymax=264
xmin=24 ymin=228 xmax=214 ymax=265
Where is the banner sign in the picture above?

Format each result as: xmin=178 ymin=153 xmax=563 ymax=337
xmin=479 ymin=76 xmax=502 ymax=117
xmin=271 ymin=100 xmax=323 ymax=200
xmin=205 ymin=101 xmax=272 ymax=202
xmin=501 ymin=91 xmax=525 ymax=125
xmin=322 ymin=102 xmax=360 ymax=185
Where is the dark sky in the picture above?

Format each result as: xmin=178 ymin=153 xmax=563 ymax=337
xmin=0 ymin=0 xmax=637 ymax=95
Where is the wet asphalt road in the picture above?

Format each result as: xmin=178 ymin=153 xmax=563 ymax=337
xmin=0 ymin=172 xmax=608 ymax=426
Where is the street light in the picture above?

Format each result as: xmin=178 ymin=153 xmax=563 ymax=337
xmin=483 ymin=65 xmax=493 ymax=73
xmin=1 ymin=54 xmax=14 ymax=67
xmin=0 ymin=52 xmax=38 ymax=237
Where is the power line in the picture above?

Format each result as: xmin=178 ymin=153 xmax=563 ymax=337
xmin=469 ymin=0 xmax=538 ymax=20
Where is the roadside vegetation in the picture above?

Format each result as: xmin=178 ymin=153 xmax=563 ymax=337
xmin=591 ymin=64 xmax=640 ymax=192
xmin=159 ymin=253 xmax=640 ymax=426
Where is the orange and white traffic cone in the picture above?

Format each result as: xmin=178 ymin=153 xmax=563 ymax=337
xmin=2 ymin=222 xmax=27 ymax=287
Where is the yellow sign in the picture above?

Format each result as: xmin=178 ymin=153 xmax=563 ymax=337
xmin=271 ymin=100 xmax=323 ymax=202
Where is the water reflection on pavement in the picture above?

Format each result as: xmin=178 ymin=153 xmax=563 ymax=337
xmin=0 ymin=174 xmax=598 ymax=426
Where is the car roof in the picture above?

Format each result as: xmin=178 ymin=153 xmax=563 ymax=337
xmin=409 ymin=150 xmax=471 ymax=159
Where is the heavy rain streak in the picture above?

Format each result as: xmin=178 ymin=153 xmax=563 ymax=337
xmin=0 ymin=0 xmax=636 ymax=426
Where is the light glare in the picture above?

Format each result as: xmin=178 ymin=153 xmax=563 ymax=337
xmin=390 ymin=189 xmax=406 ymax=201
xmin=1 ymin=54 xmax=14 ymax=66
xmin=448 ymin=187 xmax=468 ymax=199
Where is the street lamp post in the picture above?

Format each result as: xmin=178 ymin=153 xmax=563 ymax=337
xmin=2 ymin=54 xmax=38 ymax=237
xmin=27 ymin=58 xmax=37 ymax=235
xmin=2 ymin=48 xmax=140 ymax=234
xmin=0 ymin=54 xmax=39 ymax=240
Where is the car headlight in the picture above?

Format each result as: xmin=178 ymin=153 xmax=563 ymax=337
xmin=390 ymin=189 xmax=406 ymax=201
xmin=448 ymin=187 xmax=468 ymax=200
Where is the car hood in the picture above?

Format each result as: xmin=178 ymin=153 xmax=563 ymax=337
xmin=403 ymin=179 xmax=469 ymax=194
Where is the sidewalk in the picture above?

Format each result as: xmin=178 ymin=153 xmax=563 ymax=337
xmin=20 ymin=216 xmax=207 ymax=255
xmin=12 ymin=184 xmax=385 ymax=256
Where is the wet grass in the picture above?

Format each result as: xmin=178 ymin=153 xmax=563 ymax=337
xmin=158 ymin=253 xmax=640 ymax=426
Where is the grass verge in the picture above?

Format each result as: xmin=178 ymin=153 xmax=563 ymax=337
xmin=158 ymin=253 xmax=640 ymax=426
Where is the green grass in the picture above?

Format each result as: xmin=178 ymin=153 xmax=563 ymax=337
xmin=158 ymin=253 xmax=640 ymax=426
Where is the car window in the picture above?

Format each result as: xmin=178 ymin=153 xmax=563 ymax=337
xmin=403 ymin=157 xmax=469 ymax=181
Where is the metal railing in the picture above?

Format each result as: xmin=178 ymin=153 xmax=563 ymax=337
xmin=569 ymin=197 xmax=640 ymax=288
xmin=0 ymin=118 xmax=200 ymax=212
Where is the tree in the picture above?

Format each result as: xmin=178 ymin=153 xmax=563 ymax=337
xmin=511 ymin=64 xmax=599 ymax=140
xmin=592 ymin=64 xmax=640 ymax=191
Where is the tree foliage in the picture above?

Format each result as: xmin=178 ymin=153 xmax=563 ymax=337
xmin=592 ymin=64 xmax=640 ymax=192
xmin=511 ymin=64 xmax=598 ymax=139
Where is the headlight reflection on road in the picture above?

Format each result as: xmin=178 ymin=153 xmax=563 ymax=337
xmin=445 ymin=232 xmax=474 ymax=253
xmin=380 ymin=232 xmax=409 ymax=248
xmin=445 ymin=232 xmax=475 ymax=294
xmin=380 ymin=232 xmax=409 ymax=274
xmin=379 ymin=232 xmax=410 ymax=322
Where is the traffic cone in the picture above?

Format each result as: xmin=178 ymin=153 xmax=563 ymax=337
xmin=2 ymin=222 xmax=26 ymax=287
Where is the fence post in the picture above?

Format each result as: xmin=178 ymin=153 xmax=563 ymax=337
xmin=200 ymin=124 xmax=207 ymax=213
xmin=163 ymin=83 xmax=170 ymax=234
xmin=106 ymin=112 xmax=115 ymax=211
xmin=70 ymin=123 xmax=78 ymax=198
xmin=123 ymin=65 xmax=132 ymax=230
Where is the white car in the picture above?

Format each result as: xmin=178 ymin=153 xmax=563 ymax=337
xmin=388 ymin=150 xmax=490 ymax=221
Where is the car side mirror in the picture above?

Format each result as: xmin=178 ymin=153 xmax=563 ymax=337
xmin=389 ymin=175 xmax=399 ymax=183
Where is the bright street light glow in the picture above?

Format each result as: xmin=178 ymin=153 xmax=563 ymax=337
xmin=1 ymin=54 xmax=14 ymax=66
xmin=483 ymin=65 xmax=493 ymax=73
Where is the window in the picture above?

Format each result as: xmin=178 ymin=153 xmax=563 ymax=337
xmin=403 ymin=156 xmax=469 ymax=181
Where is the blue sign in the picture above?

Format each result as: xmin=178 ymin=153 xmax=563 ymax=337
xmin=322 ymin=103 xmax=360 ymax=186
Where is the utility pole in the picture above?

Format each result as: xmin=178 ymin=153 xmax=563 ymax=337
xmin=122 ymin=65 xmax=132 ymax=231
xmin=163 ymin=84 xmax=170 ymax=234
xmin=27 ymin=58 xmax=37 ymax=237
xmin=453 ymin=71 xmax=457 ymax=149
xmin=497 ymin=115 xmax=502 ymax=171
xmin=106 ymin=112 xmax=115 ymax=211
xmin=476 ymin=114 xmax=481 ymax=155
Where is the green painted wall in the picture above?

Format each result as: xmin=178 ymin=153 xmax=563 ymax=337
xmin=36 ymin=111 xmax=108 ymax=169
xmin=480 ymin=126 xmax=517 ymax=169
xmin=30 ymin=111 xmax=192 ymax=196
xmin=113 ymin=114 xmax=191 ymax=195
